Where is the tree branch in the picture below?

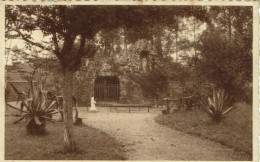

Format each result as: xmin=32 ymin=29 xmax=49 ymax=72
xmin=15 ymin=30 xmax=53 ymax=52
xmin=61 ymin=34 xmax=76 ymax=55
xmin=52 ymin=32 xmax=61 ymax=56
xmin=77 ymin=34 xmax=86 ymax=56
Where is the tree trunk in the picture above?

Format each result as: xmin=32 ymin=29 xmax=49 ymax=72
xmin=193 ymin=17 xmax=197 ymax=57
xmin=227 ymin=8 xmax=232 ymax=43
xmin=62 ymin=68 xmax=76 ymax=152
xmin=155 ymin=25 xmax=163 ymax=58
xmin=139 ymin=57 xmax=143 ymax=71
xmin=150 ymin=32 xmax=155 ymax=70
xmin=175 ymin=29 xmax=178 ymax=62
xmin=123 ymin=27 xmax=127 ymax=51
xmin=151 ymin=35 xmax=154 ymax=50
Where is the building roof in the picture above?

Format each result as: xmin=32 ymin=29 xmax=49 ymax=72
xmin=6 ymin=63 xmax=34 ymax=82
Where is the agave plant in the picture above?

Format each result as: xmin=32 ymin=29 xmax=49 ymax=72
xmin=6 ymin=81 xmax=59 ymax=134
xmin=200 ymin=89 xmax=235 ymax=123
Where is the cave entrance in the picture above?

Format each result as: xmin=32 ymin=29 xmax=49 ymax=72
xmin=94 ymin=76 xmax=120 ymax=102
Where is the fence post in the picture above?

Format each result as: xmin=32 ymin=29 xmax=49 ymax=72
xmin=166 ymin=98 xmax=170 ymax=114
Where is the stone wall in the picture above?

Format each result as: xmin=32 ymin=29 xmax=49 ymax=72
xmin=5 ymin=81 xmax=35 ymax=101
xmin=119 ymin=76 xmax=148 ymax=104
xmin=71 ymin=39 xmax=160 ymax=105
xmin=74 ymin=66 xmax=148 ymax=105
xmin=74 ymin=77 xmax=94 ymax=106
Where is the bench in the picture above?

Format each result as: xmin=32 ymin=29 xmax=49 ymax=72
xmin=109 ymin=104 xmax=152 ymax=113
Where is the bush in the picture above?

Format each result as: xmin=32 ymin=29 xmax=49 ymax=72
xmin=6 ymin=82 xmax=58 ymax=135
xmin=190 ymin=30 xmax=252 ymax=103
xmin=200 ymin=89 xmax=235 ymax=123
xmin=136 ymin=70 xmax=169 ymax=99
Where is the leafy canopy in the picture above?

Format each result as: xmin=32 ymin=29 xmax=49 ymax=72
xmin=6 ymin=5 xmax=208 ymax=71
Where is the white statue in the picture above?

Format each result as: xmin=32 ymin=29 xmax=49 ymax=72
xmin=89 ymin=97 xmax=98 ymax=112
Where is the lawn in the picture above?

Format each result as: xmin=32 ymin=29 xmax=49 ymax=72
xmin=155 ymin=102 xmax=252 ymax=160
xmin=5 ymin=115 xmax=127 ymax=160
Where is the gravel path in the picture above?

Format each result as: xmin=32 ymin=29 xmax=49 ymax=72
xmin=80 ymin=107 xmax=246 ymax=160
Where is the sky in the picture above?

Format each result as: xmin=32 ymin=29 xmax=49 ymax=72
xmin=5 ymin=30 xmax=52 ymax=65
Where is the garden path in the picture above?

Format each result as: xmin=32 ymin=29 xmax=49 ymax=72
xmin=79 ymin=107 xmax=246 ymax=160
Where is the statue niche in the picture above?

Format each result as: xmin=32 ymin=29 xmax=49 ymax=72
xmin=140 ymin=50 xmax=150 ymax=71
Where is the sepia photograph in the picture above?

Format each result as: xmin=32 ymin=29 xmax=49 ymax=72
xmin=3 ymin=2 xmax=258 ymax=161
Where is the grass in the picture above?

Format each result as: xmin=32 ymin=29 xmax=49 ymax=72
xmin=5 ymin=115 xmax=127 ymax=160
xmin=155 ymin=102 xmax=252 ymax=160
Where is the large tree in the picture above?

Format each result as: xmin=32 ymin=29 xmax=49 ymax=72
xmin=189 ymin=6 xmax=252 ymax=101
xmin=6 ymin=5 xmax=208 ymax=151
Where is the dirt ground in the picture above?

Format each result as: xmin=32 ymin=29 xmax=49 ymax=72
xmin=79 ymin=107 xmax=247 ymax=160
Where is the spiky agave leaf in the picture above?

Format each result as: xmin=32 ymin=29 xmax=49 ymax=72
xmin=36 ymin=103 xmax=41 ymax=112
xmin=35 ymin=91 xmax=42 ymax=112
xmin=6 ymin=103 xmax=28 ymax=113
xmin=49 ymin=111 xmax=60 ymax=115
xmin=41 ymin=116 xmax=55 ymax=123
xmin=222 ymin=106 xmax=235 ymax=115
xmin=200 ymin=88 xmax=234 ymax=122
xmin=9 ymin=83 xmax=27 ymax=105
xmin=21 ymin=100 xmax=30 ymax=112
xmin=33 ymin=115 xmax=42 ymax=125
xmin=212 ymin=89 xmax=216 ymax=108
xmin=44 ymin=101 xmax=57 ymax=112
xmin=220 ymin=90 xmax=226 ymax=111
xmin=40 ymin=91 xmax=46 ymax=110
xmin=208 ymin=97 xmax=215 ymax=109
xmin=29 ymin=76 xmax=35 ymax=97
xmin=9 ymin=83 xmax=20 ymax=95
xmin=40 ymin=90 xmax=48 ymax=110
xmin=216 ymin=90 xmax=220 ymax=111
xmin=24 ymin=116 xmax=34 ymax=126
xmin=25 ymin=98 xmax=34 ymax=113
xmin=199 ymin=99 xmax=212 ymax=115
xmin=13 ymin=114 xmax=30 ymax=124
xmin=20 ymin=102 xmax=25 ymax=112
xmin=218 ymin=90 xmax=223 ymax=112
xmin=208 ymin=105 xmax=215 ymax=115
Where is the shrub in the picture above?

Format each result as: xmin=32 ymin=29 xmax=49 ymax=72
xmin=6 ymin=82 xmax=58 ymax=135
xmin=200 ymin=89 xmax=235 ymax=123
xmin=136 ymin=70 xmax=169 ymax=99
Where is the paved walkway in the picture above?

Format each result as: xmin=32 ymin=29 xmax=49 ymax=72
xmin=79 ymin=107 xmax=246 ymax=160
